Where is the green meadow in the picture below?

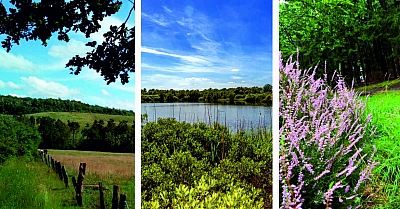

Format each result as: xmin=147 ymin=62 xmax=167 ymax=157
xmin=362 ymin=89 xmax=400 ymax=208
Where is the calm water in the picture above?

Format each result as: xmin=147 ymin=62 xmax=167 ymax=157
xmin=142 ymin=103 xmax=272 ymax=132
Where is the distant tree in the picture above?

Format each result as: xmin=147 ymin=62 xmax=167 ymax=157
xmin=262 ymin=84 xmax=272 ymax=93
xmin=68 ymin=120 xmax=80 ymax=147
xmin=54 ymin=119 xmax=70 ymax=149
xmin=0 ymin=0 xmax=135 ymax=85
xmin=38 ymin=117 xmax=57 ymax=149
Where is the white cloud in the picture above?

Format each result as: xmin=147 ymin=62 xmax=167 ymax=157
xmin=89 ymin=16 xmax=134 ymax=44
xmin=231 ymin=69 xmax=240 ymax=72
xmin=0 ymin=50 xmax=35 ymax=71
xmin=230 ymin=76 xmax=242 ymax=80
xmin=142 ymin=47 xmax=210 ymax=64
xmin=228 ymin=82 xmax=234 ymax=84
xmin=8 ymin=93 xmax=28 ymax=98
xmin=142 ymin=13 xmax=170 ymax=26
xmin=0 ymin=80 xmax=22 ymax=90
xmin=184 ymin=77 xmax=209 ymax=82
xmin=163 ymin=6 xmax=173 ymax=13
xmin=48 ymin=39 xmax=90 ymax=59
xmin=20 ymin=76 xmax=80 ymax=99
xmin=87 ymin=96 xmax=134 ymax=111
xmin=101 ymin=89 xmax=111 ymax=96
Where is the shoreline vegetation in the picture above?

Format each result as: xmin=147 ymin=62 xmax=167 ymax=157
xmin=141 ymin=116 xmax=273 ymax=208
xmin=141 ymin=84 xmax=272 ymax=106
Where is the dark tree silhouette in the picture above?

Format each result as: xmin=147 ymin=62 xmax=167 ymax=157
xmin=0 ymin=0 xmax=134 ymax=85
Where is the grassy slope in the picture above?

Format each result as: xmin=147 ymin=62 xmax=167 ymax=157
xmin=363 ymin=90 xmax=400 ymax=208
xmin=27 ymin=112 xmax=135 ymax=128
xmin=355 ymin=78 xmax=400 ymax=92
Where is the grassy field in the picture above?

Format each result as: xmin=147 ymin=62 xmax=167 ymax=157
xmin=0 ymin=150 xmax=134 ymax=209
xmin=362 ymin=90 xmax=400 ymax=208
xmin=27 ymin=112 xmax=135 ymax=128
xmin=355 ymin=78 xmax=400 ymax=92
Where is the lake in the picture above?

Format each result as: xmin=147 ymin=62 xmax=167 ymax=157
xmin=141 ymin=103 xmax=272 ymax=132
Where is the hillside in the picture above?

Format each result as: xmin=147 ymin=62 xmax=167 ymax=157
xmin=27 ymin=112 xmax=134 ymax=127
xmin=0 ymin=95 xmax=134 ymax=116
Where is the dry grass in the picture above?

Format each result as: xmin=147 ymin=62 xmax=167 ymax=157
xmin=46 ymin=149 xmax=134 ymax=183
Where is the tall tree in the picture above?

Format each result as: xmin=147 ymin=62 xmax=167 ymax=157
xmin=68 ymin=120 xmax=80 ymax=147
xmin=280 ymin=0 xmax=400 ymax=85
xmin=0 ymin=0 xmax=135 ymax=85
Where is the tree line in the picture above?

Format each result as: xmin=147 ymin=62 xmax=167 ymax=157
xmin=141 ymin=84 xmax=272 ymax=105
xmin=280 ymin=0 xmax=400 ymax=86
xmin=0 ymin=95 xmax=134 ymax=116
xmin=12 ymin=115 xmax=134 ymax=153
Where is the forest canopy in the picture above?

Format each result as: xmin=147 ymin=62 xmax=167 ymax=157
xmin=280 ymin=0 xmax=400 ymax=85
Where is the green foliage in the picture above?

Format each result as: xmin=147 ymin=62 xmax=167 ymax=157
xmin=143 ymin=175 xmax=264 ymax=209
xmin=0 ymin=0 xmax=135 ymax=85
xmin=141 ymin=85 xmax=272 ymax=105
xmin=0 ymin=115 xmax=41 ymax=163
xmin=142 ymin=118 xmax=272 ymax=208
xmin=363 ymin=91 xmax=400 ymax=208
xmin=280 ymin=0 xmax=400 ymax=85
xmin=0 ymin=95 xmax=134 ymax=116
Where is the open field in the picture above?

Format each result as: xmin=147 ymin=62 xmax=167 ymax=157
xmin=47 ymin=149 xmax=134 ymax=180
xmin=47 ymin=149 xmax=134 ymax=208
xmin=362 ymin=90 xmax=400 ymax=208
xmin=0 ymin=150 xmax=134 ymax=209
xmin=27 ymin=112 xmax=135 ymax=127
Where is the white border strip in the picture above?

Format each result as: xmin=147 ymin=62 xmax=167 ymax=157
xmin=272 ymin=0 xmax=279 ymax=208
xmin=134 ymin=0 xmax=142 ymax=207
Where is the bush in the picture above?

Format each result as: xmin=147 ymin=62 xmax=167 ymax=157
xmin=142 ymin=118 xmax=272 ymax=208
xmin=279 ymin=52 xmax=379 ymax=208
xmin=0 ymin=116 xmax=42 ymax=163
xmin=143 ymin=174 xmax=264 ymax=209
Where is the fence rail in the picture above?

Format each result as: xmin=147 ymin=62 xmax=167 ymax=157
xmin=38 ymin=149 xmax=129 ymax=208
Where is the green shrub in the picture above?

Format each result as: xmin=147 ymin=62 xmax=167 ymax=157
xmin=0 ymin=115 xmax=42 ymax=163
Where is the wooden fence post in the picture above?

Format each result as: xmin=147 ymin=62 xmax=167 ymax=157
xmin=44 ymin=153 xmax=48 ymax=165
xmin=51 ymin=157 xmax=55 ymax=171
xmin=118 ymin=194 xmax=127 ymax=209
xmin=56 ymin=161 xmax=63 ymax=181
xmin=61 ymin=165 xmax=69 ymax=188
xmin=74 ymin=162 xmax=86 ymax=206
xmin=47 ymin=155 xmax=51 ymax=167
xmin=112 ymin=185 xmax=120 ymax=209
xmin=99 ymin=182 xmax=105 ymax=209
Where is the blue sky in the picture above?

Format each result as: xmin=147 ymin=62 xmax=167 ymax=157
xmin=141 ymin=0 xmax=272 ymax=90
xmin=0 ymin=0 xmax=135 ymax=111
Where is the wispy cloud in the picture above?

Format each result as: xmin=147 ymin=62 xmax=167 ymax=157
xmin=101 ymin=89 xmax=111 ymax=96
xmin=142 ymin=1 xmax=272 ymax=89
xmin=142 ymin=47 xmax=210 ymax=64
